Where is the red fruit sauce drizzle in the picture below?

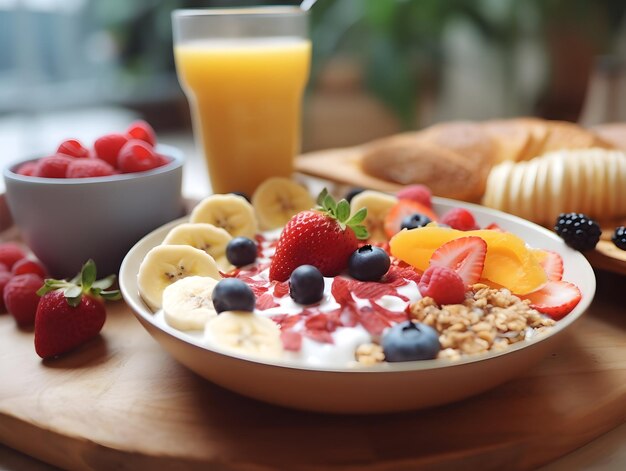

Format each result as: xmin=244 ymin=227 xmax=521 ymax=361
xmin=228 ymin=254 xmax=421 ymax=351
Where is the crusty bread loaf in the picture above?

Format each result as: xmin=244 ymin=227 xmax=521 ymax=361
xmin=359 ymin=118 xmax=622 ymax=215
xmin=361 ymin=136 xmax=487 ymax=201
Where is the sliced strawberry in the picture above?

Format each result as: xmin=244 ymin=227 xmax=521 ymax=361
xmin=523 ymin=281 xmax=581 ymax=320
xmin=384 ymin=200 xmax=439 ymax=239
xmin=429 ymin=236 xmax=487 ymax=286
xmin=536 ymin=250 xmax=564 ymax=282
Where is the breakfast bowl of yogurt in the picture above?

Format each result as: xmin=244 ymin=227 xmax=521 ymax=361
xmin=119 ymin=179 xmax=595 ymax=413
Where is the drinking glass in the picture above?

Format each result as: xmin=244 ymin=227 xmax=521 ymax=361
xmin=172 ymin=7 xmax=311 ymax=195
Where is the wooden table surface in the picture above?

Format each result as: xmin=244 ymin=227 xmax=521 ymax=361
xmin=1 ymin=135 xmax=625 ymax=470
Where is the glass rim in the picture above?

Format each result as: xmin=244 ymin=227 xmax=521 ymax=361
xmin=172 ymin=6 xmax=306 ymax=19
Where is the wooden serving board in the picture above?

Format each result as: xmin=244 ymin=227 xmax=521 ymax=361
xmin=0 ymin=261 xmax=625 ymax=468
xmin=296 ymin=148 xmax=626 ymax=275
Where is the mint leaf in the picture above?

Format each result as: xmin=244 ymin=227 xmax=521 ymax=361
xmin=347 ymin=207 xmax=367 ymax=226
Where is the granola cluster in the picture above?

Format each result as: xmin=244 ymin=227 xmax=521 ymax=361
xmin=355 ymin=284 xmax=555 ymax=364
xmin=412 ymin=284 xmax=555 ymax=361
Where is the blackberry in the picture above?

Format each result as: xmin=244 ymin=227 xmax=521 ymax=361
xmin=612 ymin=226 xmax=626 ymax=250
xmin=554 ymin=213 xmax=601 ymax=251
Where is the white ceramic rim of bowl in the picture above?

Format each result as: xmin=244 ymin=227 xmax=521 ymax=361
xmin=3 ymin=144 xmax=184 ymax=185
xmin=120 ymin=196 xmax=596 ymax=374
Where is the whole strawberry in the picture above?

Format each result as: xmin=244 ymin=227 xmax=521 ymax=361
xmin=269 ymin=189 xmax=368 ymax=282
xmin=35 ymin=260 xmax=121 ymax=359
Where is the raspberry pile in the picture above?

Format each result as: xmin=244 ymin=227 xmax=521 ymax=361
xmin=14 ymin=121 xmax=170 ymax=179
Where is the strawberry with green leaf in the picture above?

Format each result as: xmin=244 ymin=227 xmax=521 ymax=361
xmin=34 ymin=259 xmax=121 ymax=359
xmin=269 ymin=189 xmax=369 ymax=282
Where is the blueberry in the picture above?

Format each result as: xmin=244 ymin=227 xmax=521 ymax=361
xmin=211 ymin=278 xmax=255 ymax=313
xmin=344 ymin=187 xmax=365 ymax=203
xmin=226 ymin=237 xmax=257 ymax=267
xmin=348 ymin=245 xmax=390 ymax=281
xmin=230 ymin=191 xmax=251 ymax=203
xmin=400 ymin=213 xmax=432 ymax=230
xmin=381 ymin=321 xmax=440 ymax=362
xmin=289 ymin=265 xmax=325 ymax=305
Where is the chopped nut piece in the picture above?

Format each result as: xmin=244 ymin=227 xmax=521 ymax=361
xmin=355 ymin=343 xmax=385 ymax=365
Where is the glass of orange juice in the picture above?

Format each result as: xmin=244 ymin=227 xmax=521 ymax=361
xmin=172 ymin=7 xmax=311 ymax=195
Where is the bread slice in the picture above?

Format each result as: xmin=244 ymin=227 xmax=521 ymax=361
xmin=591 ymin=123 xmax=626 ymax=152
xmin=482 ymin=120 xmax=532 ymax=163
xmin=361 ymin=136 xmax=487 ymax=201
xmin=416 ymin=121 xmax=496 ymax=169
xmin=541 ymin=120 xmax=613 ymax=154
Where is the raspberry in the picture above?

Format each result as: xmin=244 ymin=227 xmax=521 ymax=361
xmin=3 ymin=273 xmax=44 ymax=326
xmin=126 ymin=120 xmax=156 ymax=147
xmin=94 ymin=133 xmax=129 ymax=168
xmin=554 ymin=213 xmax=601 ymax=251
xmin=15 ymin=162 xmax=38 ymax=176
xmin=12 ymin=258 xmax=47 ymax=278
xmin=0 ymin=243 xmax=27 ymax=270
xmin=396 ymin=184 xmax=432 ymax=208
xmin=440 ymin=208 xmax=478 ymax=231
xmin=418 ymin=266 xmax=465 ymax=305
xmin=0 ymin=271 xmax=12 ymax=311
xmin=118 ymin=140 xmax=161 ymax=173
xmin=34 ymin=155 xmax=73 ymax=178
xmin=66 ymin=159 xmax=115 ymax=178
xmin=57 ymin=139 xmax=89 ymax=158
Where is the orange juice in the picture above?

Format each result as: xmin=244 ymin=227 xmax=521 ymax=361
xmin=174 ymin=38 xmax=311 ymax=195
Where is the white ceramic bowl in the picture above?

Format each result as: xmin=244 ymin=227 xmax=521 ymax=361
xmin=119 ymin=198 xmax=595 ymax=414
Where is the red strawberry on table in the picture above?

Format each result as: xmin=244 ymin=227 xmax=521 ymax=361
xmin=269 ymin=189 xmax=369 ymax=282
xmin=35 ymin=260 xmax=121 ymax=359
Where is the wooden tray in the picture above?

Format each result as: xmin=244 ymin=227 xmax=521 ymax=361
xmin=0 ymin=211 xmax=625 ymax=470
xmin=296 ymin=147 xmax=626 ymax=275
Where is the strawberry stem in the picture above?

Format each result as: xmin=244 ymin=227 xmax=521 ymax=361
xmin=37 ymin=259 xmax=121 ymax=307
xmin=315 ymin=188 xmax=369 ymax=240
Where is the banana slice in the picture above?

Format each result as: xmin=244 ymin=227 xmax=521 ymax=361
xmin=204 ymin=311 xmax=283 ymax=360
xmin=138 ymin=245 xmax=221 ymax=311
xmin=163 ymin=223 xmax=233 ymax=271
xmin=163 ymin=276 xmax=219 ymax=331
xmin=349 ymin=190 xmax=397 ymax=242
xmin=190 ymin=194 xmax=258 ymax=239
xmin=252 ymin=177 xmax=315 ymax=229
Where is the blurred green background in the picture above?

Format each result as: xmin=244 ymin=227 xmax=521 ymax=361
xmin=2 ymin=0 xmax=626 ymax=151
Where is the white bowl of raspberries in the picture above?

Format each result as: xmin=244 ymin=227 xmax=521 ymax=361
xmin=3 ymin=121 xmax=185 ymax=278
